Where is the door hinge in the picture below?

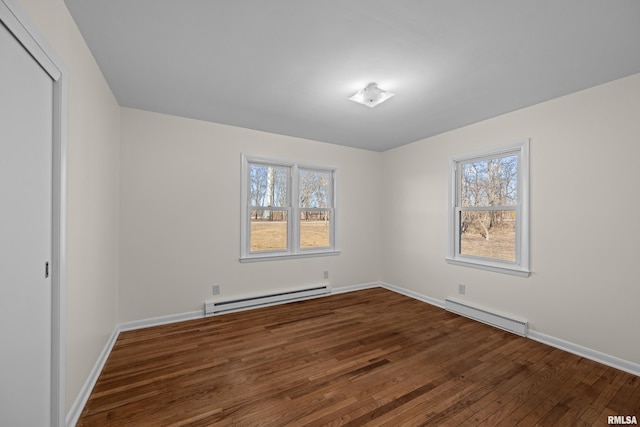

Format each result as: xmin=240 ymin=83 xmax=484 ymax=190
xmin=45 ymin=262 xmax=49 ymax=278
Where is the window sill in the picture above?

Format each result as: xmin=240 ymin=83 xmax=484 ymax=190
xmin=446 ymin=257 xmax=530 ymax=277
xmin=240 ymin=250 xmax=341 ymax=263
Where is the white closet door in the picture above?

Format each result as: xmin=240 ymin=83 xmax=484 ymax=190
xmin=0 ymin=19 xmax=54 ymax=426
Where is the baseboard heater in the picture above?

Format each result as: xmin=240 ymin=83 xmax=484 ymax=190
xmin=204 ymin=284 xmax=331 ymax=316
xmin=445 ymin=298 xmax=528 ymax=337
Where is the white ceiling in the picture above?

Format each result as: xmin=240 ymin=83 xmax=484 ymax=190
xmin=64 ymin=0 xmax=640 ymax=152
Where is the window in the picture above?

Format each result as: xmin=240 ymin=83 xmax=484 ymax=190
xmin=241 ymin=155 xmax=338 ymax=261
xmin=447 ymin=140 xmax=530 ymax=276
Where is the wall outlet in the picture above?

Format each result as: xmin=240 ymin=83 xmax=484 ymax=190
xmin=323 ymin=271 xmax=329 ymax=280
xmin=212 ymin=284 xmax=221 ymax=296
xmin=458 ymin=284 xmax=466 ymax=295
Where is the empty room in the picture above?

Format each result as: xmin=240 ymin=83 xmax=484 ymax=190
xmin=1 ymin=0 xmax=639 ymax=426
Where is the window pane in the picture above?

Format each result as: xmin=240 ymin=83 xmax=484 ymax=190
xmin=460 ymin=210 xmax=515 ymax=261
xmin=250 ymin=210 xmax=287 ymax=252
xmin=249 ymin=164 xmax=288 ymax=208
xmin=461 ymin=155 xmax=517 ymax=207
xmin=299 ymin=169 xmax=332 ymax=208
xmin=300 ymin=210 xmax=331 ymax=249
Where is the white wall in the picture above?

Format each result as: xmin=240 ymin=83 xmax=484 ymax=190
xmin=119 ymin=108 xmax=381 ymax=322
xmin=18 ymin=0 xmax=121 ymax=412
xmin=381 ymin=73 xmax=640 ymax=364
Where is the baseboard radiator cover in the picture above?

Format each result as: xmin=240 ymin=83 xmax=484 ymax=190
xmin=445 ymin=298 xmax=528 ymax=337
xmin=204 ymin=284 xmax=331 ymax=316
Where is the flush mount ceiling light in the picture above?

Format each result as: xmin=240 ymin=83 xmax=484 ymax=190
xmin=348 ymin=82 xmax=395 ymax=108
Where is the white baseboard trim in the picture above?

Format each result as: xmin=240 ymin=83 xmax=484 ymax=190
xmin=119 ymin=310 xmax=203 ymax=332
xmin=379 ymin=282 xmax=446 ymax=309
xmin=66 ymin=328 xmax=120 ymax=427
xmin=528 ymin=330 xmax=640 ymax=377
xmin=332 ymin=282 xmax=380 ymax=294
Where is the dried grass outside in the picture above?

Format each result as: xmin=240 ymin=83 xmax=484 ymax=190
xmin=300 ymin=221 xmax=330 ymax=249
xmin=250 ymin=218 xmax=514 ymax=260
xmin=460 ymin=225 xmax=516 ymax=261
xmin=250 ymin=221 xmax=287 ymax=251
xmin=250 ymin=220 xmax=330 ymax=252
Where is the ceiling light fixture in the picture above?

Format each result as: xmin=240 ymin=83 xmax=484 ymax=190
xmin=348 ymin=82 xmax=395 ymax=108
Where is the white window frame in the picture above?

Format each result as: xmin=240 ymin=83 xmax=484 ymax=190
xmin=446 ymin=139 xmax=530 ymax=277
xmin=240 ymin=154 xmax=340 ymax=262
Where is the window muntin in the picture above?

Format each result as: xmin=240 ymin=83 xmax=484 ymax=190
xmin=241 ymin=155 xmax=337 ymax=260
xmin=448 ymin=140 xmax=529 ymax=276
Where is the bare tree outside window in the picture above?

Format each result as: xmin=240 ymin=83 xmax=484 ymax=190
xmin=448 ymin=140 xmax=529 ymax=276
xmin=249 ymin=163 xmax=289 ymax=252
xmin=245 ymin=160 xmax=335 ymax=255
xmin=459 ymin=155 xmax=518 ymax=261
xmin=299 ymin=169 xmax=332 ymax=249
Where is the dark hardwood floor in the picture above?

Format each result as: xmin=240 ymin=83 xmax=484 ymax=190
xmin=77 ymin=288 xmax=640 ymax=426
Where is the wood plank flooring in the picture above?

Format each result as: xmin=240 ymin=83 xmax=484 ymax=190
xmin=77 ymin=288 xmax=640 ymax=426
